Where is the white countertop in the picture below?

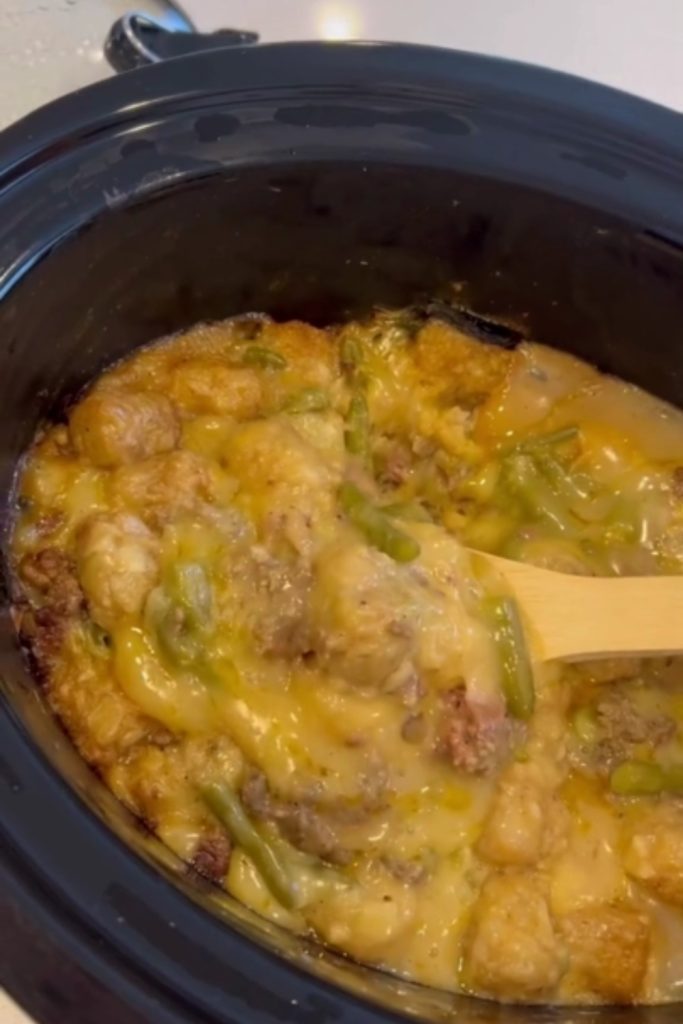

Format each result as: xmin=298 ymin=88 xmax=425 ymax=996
xmin=0 ymin=0 xmax=680 ymax=127
xmin=192 ymin=0 xmax=683 ymax=111
xmin=1 ymin=1 xmax=681 ymax=1021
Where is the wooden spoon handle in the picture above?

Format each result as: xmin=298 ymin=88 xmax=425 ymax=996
xmin=481 ymin=556 xmax=683 ymax=662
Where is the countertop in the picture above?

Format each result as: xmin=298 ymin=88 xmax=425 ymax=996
xmin=0 ymin=0 xmax=680 ymax=128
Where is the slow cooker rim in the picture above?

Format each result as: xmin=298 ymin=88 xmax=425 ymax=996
xmin=1 ymin=39 xmax=682 ymax=189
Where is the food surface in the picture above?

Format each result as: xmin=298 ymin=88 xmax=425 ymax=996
xmin=12 ymin=310 xmax=683 ymax=1005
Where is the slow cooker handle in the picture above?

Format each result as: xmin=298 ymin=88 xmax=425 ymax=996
xmin=104 ymin=13 xmax=259 ymax=73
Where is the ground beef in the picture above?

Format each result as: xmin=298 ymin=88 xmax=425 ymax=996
xmin=33 ymin=512 xmax=65 ymax=540
xmin=438 ymin=686 xmax=510 ymax=775
xmin=17 ymin=604 xmax=68 ymax=669
xmin=20 ymin=547 xmax=83 ymax=617
xmin=16 ymin=548 xmax=85 ymax=671
xmin=239 ymin=548 xmax=313 ymax=661
xmin=190 ymin=833 xmax=232 ymax=883
xmin=241 ymin=771 xmax=353 ymax=866
xmin=259 ymin=612 xmax=312 ymax=661
xmin=411 ymin=435 xmax=438 ymax=459
xmin=280 ymin=805 xmax=351 ymax=865
xmin=240 ymin=771 xmax=279 ymax=818
xmin=594 ymin=692 xmax=676 ymax=771
xmin=377 ymin=439 xmax=413 ymax=487
xmin=358 ymin=761 xmax=391 ymax=813
xmin=382 ymin=855 xmax=429 ymax=885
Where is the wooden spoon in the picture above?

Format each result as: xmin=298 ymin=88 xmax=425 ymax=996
xmin=474 ymin=552 xmax=683 ymax=663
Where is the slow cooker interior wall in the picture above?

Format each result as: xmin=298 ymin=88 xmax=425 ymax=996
xmin=1 ymin=162 xmax=683 ymax=1022
xmin=1 ymin=162 xmax=682 ymax=443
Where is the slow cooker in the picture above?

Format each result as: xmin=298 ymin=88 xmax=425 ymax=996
xmin=1 ymin=25 xmax=683 ymax=1024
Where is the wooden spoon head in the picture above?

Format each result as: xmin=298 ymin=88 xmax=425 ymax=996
xmin=471 ymin=550 xmax=683 ymax=663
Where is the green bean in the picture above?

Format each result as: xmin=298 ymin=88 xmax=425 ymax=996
xmin=610 ymin=760 xmax=664 ymax=796
xmin=382 ymin=501 xmax=433 ymax=523
xmin=500 ymin=535 xmax=601 ymax=575
xmin=168 ymin=562 xmax=212 ymax=632
xmin=483 ymin=596 xmax=535 ymax=720
xmin=145 ymin=588 xmax=199 ymax=667
xmin=514 ymin=426 xmax=580 ymax=453
xmin=572 ymin=705 xmax=600 ymax=744
xmin=505 ymin=454 xmax=577 ymax=534
xmin=145 ymin=563 xmax=212 ymax=669
xmin=201 ymin=782 xmax=301 ymax=909
xmin=144 ymin=586 xmax=168 ymax=633
xmin=531 ymin=448 xmax=635 ymax=534
xmin=512 ymin=427 xmax=597 ymax=520
xmin=339 ymin=482 xmax=420 ymax=562
xmin=344 ymin=390 xmax=371 ymax=462
xmin=533 ymin=451 xmax=593 ymax=504
xmin=284 ymin=388 xmax=330 ymax=414
xmin=241 ymin=345 xmax=287 ymax=370
xmin=601 ymin=500 xmax=639 ymax=544
xmin=340 ymin=334 xmax=363 ymax=372
xmin=663 ymin=765 xmax=683 ymax=794
xmin=610 ymin=760 xmax=683 ymax=796
xmin=157 ymin=608 xmax=203 ymax=666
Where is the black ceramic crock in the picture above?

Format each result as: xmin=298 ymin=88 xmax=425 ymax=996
xmin=1 ymin=38 xmax=683 ymax=1024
